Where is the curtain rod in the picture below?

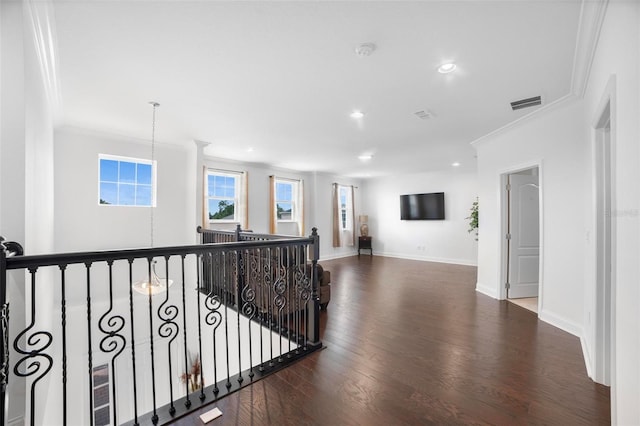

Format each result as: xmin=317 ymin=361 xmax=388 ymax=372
xmin=207 ymin=166 xmax=246 ymax=175
xmin=333 ymin=182 xmax=359 ymax=189
xmin=270 ymin=175 xmax=302 ymax=183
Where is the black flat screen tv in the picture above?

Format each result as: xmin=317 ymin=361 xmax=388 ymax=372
xmin=400 ymin=192 xmax=445 ymax=220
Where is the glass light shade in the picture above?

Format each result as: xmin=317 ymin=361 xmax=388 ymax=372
xmin=133 ymin=262 xmax=173 ymax=295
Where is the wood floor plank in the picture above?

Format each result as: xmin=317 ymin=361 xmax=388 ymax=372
xmin=173 ymin=256 xmax=610 ymax=425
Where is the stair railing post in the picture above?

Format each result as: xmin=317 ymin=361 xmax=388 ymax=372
xmin=0 ymin=237 xmax=21 ymax=426
xmin=307 ymin=228 xmax=321 ymax=346
xmin=0 ymin=244 xmax=7 ymax=426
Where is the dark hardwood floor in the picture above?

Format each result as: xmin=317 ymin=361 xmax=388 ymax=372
xmin=174 ymin=256 xmax=610 ymax=425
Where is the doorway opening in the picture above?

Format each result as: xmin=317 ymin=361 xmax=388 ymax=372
xmin=502 ymin=166 xmax=541 ymax=314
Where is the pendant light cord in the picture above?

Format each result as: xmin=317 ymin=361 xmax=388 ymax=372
xmin=149 ymin=101 xmax=159 ymax=248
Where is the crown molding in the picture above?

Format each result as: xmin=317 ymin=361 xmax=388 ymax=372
xmin=570 ymin=0 xmax=609 ymax=98
xmin=470 ymin=0 xmax=608 ymax=149
xmin=470 ymin=93 xmax=578 ymax=148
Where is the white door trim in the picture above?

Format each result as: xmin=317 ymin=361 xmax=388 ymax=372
xmin=590 ymin=74 xmax=616 ymax=394
xmin=499 ymin=161 xmax=544 ymax=310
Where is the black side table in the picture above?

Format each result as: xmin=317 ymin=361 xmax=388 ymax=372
xmin=358 ymin=236 xmax=373 ymax=256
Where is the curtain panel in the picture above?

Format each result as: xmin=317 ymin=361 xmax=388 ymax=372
xmin=332 ymin=183 xmax=340 ymax=247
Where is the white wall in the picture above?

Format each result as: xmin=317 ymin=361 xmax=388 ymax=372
xmin=1 ymin=1 xmax=60 ymax=423
xmin=473 ymin=100 xmax=588 ymax=335
xmin=201 ymin=157 xmax=362 ymax=260
xmin=361 ymin=170 xmax=478 ymax=265
xmin=0 ymin=3 xmax=28 ymax=424
xmin=54 ymin=127 xmax=194 ymax=251
xmin=310 ymin=172 xmax=361 ymax=260
xmin=473 ymin=2 xmax=640 ymax=423
xmin=582 ymin=2 xmax=640 ymax=424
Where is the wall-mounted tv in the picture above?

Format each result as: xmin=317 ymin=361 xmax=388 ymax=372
xmin=400 ymin=192 xmax=445 ymax=220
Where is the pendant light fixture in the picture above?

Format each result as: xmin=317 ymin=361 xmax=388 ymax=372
xmin=133 ymin=101 xmax=173 ymax=295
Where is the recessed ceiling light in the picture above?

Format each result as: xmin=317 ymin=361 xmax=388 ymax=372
xmin=350 ymin=110 xmax=365 ymax=119
xmin=247 ymin=147 xmax=254 ymax=152
xmin=437 ymin=63 xmax=457 ymax=74
xmin=452 ymin=162 xmax=461 ymax=167
xmin=358 ymin=154 xmax=372 ymax=161
xmin=355 ymin=43 xmax=376 ymax=57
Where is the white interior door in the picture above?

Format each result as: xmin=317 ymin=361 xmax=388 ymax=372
xmin=507 ymin=173 xmax=540 ymax=298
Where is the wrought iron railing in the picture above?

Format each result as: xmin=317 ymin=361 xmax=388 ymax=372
xmin=0 ymin=229 xmax=321 ymax=425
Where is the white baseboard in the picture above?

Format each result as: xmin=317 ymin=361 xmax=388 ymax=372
xmin=580 ymin=331 xmax=594 ymax=379
xmin=475 ymin=282 xmax=499 ymax=299
xmin=320 ymin=251 xmax=357 ymax=261
xmin=538 ymin=308 xmax=582 ymax=337
xmin=376 ymin=251 xmax=477 ymax=267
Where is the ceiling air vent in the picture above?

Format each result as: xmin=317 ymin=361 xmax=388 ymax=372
xmin=414 ymin=110 xmax=433 ymax=120
xmin=510 ymin=96 xmax=542 ymax=111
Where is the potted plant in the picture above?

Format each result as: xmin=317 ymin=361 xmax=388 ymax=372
xmin=180 ymin=351 xmax=203 ymax=392
xmin=466 ymin=198 xmax=479 ymax=240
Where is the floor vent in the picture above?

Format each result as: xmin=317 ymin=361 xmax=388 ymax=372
xmin=510 ymin=96 xmax=542 ymax=111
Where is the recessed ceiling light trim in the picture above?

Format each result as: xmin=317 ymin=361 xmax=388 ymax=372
xmin=437 ymin=62 xmax=457 ymax=74
xmin=358 ymin=154 xmax=372 ymax=161
xmin=350 ymin=110 xmax=365 ymax=119
xmin=355 ymin=43 xmax=376 ymax=57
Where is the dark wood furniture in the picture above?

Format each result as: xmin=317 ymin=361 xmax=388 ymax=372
xmin=358 ymin=236 xmax=372 ymax=256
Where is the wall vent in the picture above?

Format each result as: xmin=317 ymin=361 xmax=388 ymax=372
xmin=510 ymin=96 xmax=542 ymax=111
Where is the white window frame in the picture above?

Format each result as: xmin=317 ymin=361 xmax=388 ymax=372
xmin=98 ymin=154 xmax=156 ymax=207
xmin=275 ymin=179 xmax=297 ymax=223
xmin=206 ymin=169 xmax=242 ymax=223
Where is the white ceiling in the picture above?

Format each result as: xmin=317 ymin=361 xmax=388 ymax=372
xmin=52 ymin=0 xmax=581 ymax=178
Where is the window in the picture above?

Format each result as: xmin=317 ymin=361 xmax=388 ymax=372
xmin=206 ymin=170 xmax=247 ymax=224
xmin=92 ymin=364 xmax=110 ymax=426
xmin=339 ymin=186 xmax=348 ymax=230
xmin=269 ymin=176 xmax=304 ymax=235
xmin=332 ymin=183 xmax=354 ymax=247
xmin=276 ymin=181 xmax=294 ymax=221
xmin=99 ymin=155 xmax=155 ymax=206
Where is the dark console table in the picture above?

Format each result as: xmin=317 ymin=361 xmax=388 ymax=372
xmin=358 ymin=236 xmax=372 ymax=256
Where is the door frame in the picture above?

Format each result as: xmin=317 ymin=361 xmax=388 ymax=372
xmin=499 ymin=161 xmax=544 ymax=306
xmin=591 ymin=74 xmax=616 ymax=389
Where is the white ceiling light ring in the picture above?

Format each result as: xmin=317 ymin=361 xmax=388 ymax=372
xmin=350 ymin=110 xmax=365 ymax=119
xmin=437 ymin=62 xmax=457 ymax=74
xmin=355 ymin=42 xmax=376 ymax=57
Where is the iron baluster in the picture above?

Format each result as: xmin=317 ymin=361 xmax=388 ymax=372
xmin=59 ymin=265 xmax=68 ymax=425
xmin=146 ymin=258 xmax=159 ymax=425
xmin=98 ymin=260 xmax=127 ymax=425
xmin=127 ymin=260 xmax=139 ymax=425
xmin=195 ymin=254 xmax=206 ymax=402
xmin=157 ymin=256 xmax=179 ymax=416
xmin=242 ymin=248 xmax=259 ymax=377
xmin=236 ymin=250 xmax=245 ymax=385
xmin=179 ymin=255 xmax=191 ymax=408
xmin=85 ymin=263 xmax=94 ymax=426
xmin=13 ymin=267 xmax=53 ymax=426
xmin=223 ymin=252 xmax=231 ymax=389
xmin=204 ymin=252 xmax=222 ymax=395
